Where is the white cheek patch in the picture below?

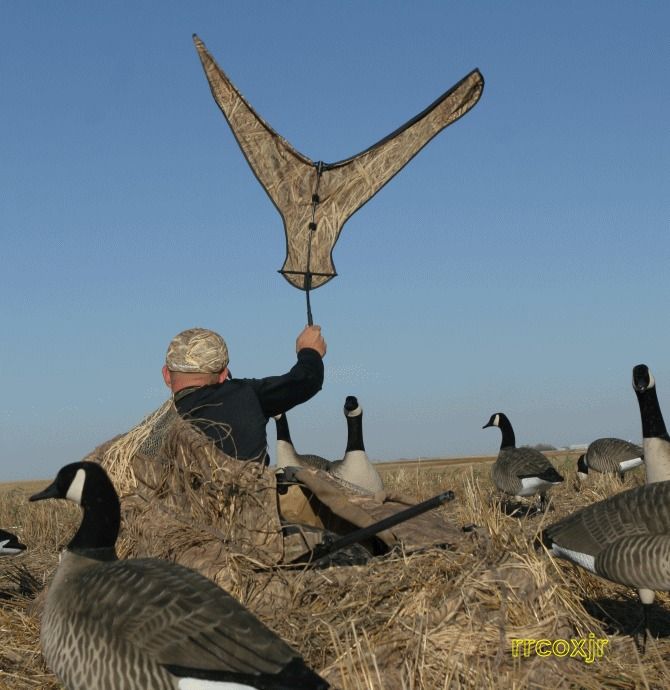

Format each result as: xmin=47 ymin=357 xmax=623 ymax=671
xmin=618 ymin=457 xmax=643 ymax=472
xmin=178 ymin=679 xmax=257 ymax=689
xmin=65 ymin=468 xmax=86 ymax=505
xmin=493 ymin=414 xmax=500 ymax=427
xmin=0 ymin=540 xmax=22 ymax=555
xmin=551 ymin=544 xmax=596 ymax=573
xmin=345 ymin=405 xmax=362 ymax=417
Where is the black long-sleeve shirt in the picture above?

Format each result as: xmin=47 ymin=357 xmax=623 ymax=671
xmin=173 ymin=348 xmax=324 ymax=462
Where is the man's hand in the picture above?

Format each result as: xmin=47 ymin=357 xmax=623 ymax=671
xmin=296 ymin=325 xmax=327 ymax=357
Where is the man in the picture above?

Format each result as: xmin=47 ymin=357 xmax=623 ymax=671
xmin=162 ymin=324 xmax=326 ymax=463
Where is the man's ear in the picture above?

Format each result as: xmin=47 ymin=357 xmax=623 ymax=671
xmin=216 ymin=367 xmax=229 ymax=383
xmin=162 ymin=365 xmax=172 ymax=388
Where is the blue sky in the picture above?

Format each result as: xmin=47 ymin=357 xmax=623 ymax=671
xmin=2 ymin=2 xmax=668 ymax=480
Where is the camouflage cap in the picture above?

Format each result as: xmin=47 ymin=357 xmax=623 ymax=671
xmin=165 ymin=328 xmax=229 ymax=373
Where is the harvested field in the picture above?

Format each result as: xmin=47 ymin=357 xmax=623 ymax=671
xmin=2 ymin=454 xmax=669 ymax=689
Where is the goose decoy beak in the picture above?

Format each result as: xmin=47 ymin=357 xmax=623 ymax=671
xmin=29 ymin=481 xmax=62 ymax=502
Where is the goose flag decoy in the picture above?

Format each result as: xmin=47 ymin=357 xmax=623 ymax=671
xmin=632 ymin=364 xmax=670 ymax=484
xmin=30 ymin=461 xmax=329 ymax=690
xmin=0 ymin=528 xmax=26 ymax=556
xmin=483 ymin=412 xmax=564 ymax=514
xmin=193 ymin=35 xmax=484 ymax=324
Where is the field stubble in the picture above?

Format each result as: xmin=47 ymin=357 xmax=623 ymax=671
xmin=2 ymin=453 xmax=669 ymax=689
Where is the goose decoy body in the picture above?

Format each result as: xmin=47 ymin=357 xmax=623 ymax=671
xmin=633 ymin=364 xmax=670 ymax=484
xmin=0 ymin=528 xmax=26 ymax=556
xmin=576 ymin=438 xmax=644 ymax=480
xmin=330 ymin=396 xmax=384 ymax=495
xmin=483 ymin=412 xmax=564 ymax=513
xmin=30 ymin=461 xmax=329 ymax=690
xmin=542 ymin=480 xmax=670 ymax=647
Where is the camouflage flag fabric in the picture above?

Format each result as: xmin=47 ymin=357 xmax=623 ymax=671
xmin=193 ymin=35 xmax=484 ymax=291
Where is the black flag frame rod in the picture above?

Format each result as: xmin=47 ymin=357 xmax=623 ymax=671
xmin=278 ymin=161 xmax=332 ymax=326
xmin=283 ymin=488 xmax=456 ymax=567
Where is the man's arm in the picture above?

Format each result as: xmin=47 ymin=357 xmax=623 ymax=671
xmin=246 ymin=325 xmax=326 ymax=417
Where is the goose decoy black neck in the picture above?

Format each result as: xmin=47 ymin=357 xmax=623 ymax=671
xmin=344 ymin=396 xmax=365 ymax=453
xmin=633 ymin=364 xmax=670 ymax=441
xmin=274 ymin=412 xmax=293 ymax=444
xmin=483 ymin=412 xmax=516 ymax=449
xmin=30 ymin=461 xmax=119 ymax=560
xmin=577 ymin=454 xmax=588 ymax=475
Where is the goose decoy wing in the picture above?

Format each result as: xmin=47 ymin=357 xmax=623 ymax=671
xmin=193 ymin=35 xmax=484 ymax=291
xmin=543 ymin=483 xmax=670 ymax=557
xmin=502 ymin=448 xmax=561 ymax=478
xmin=595 ymin=534 xmax=670 ymax=590
xmin=589 ymin=438 xmax=644 ymax=469
xmin=83 ymin=559 xmax=320 ymax=683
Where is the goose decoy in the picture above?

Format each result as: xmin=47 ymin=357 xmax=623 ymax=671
xmin=0 ymin=528 xmax=26 ymax=556
xmin=483 ymin=412 xmax=564 ymax=513
xmin=330 ymin=396 xmax=384 ymax=495
xmin=576 ymin=438 xmax=644 ymax=480
xmin=544 ymin=365 xmax=670 ymax=649
xmin=633 ymin=364 xmax=670 ymax=484
xmin=274 ymin=412 xmax=332 ymax=471
xmin=30 ymin=461 xmax=329 ymax=690
xmin=542 ymin=480 xmax=670 ymax=649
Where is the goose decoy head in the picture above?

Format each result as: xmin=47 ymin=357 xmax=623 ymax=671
xmin=483 ymin=413 xmax=503 ymax=429
xmin=344 ymin=395 xmax=362 ymax=417
xmin=29 ymin=461 xmax=108 ymax=507
xmin=633 ymin=364 xmax=655 ymax=393
xmin=30 ymin=462 xmax=120 ymax=554
xmin=577 ymin=453 xmax=589 ymax=477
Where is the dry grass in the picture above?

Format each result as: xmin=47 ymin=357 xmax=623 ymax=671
xmin=2 ymin=455 xmax=670 ymax=689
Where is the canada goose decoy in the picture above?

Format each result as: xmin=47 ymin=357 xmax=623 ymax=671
xmin=544 ymin=365 xmax=670 ymax=649
xmin=0 ymin=528 xmax=26 ymax=556
xmin=273 ymin=413 xmax=331 ymax=471
xmin=576 ymin=438 xmax=644 ymax=480
xmin=542 ymin=480 xmax=670 ymax=649
xmin=330 ymin=396 xmax=384 ymax=495
xmin=483 ymin=412 xmax=564 ymax=513
xmin=633 ymin=364 xmax=670 ymax=484
xmin=30 ymin=461 xmax=329 ymax=690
